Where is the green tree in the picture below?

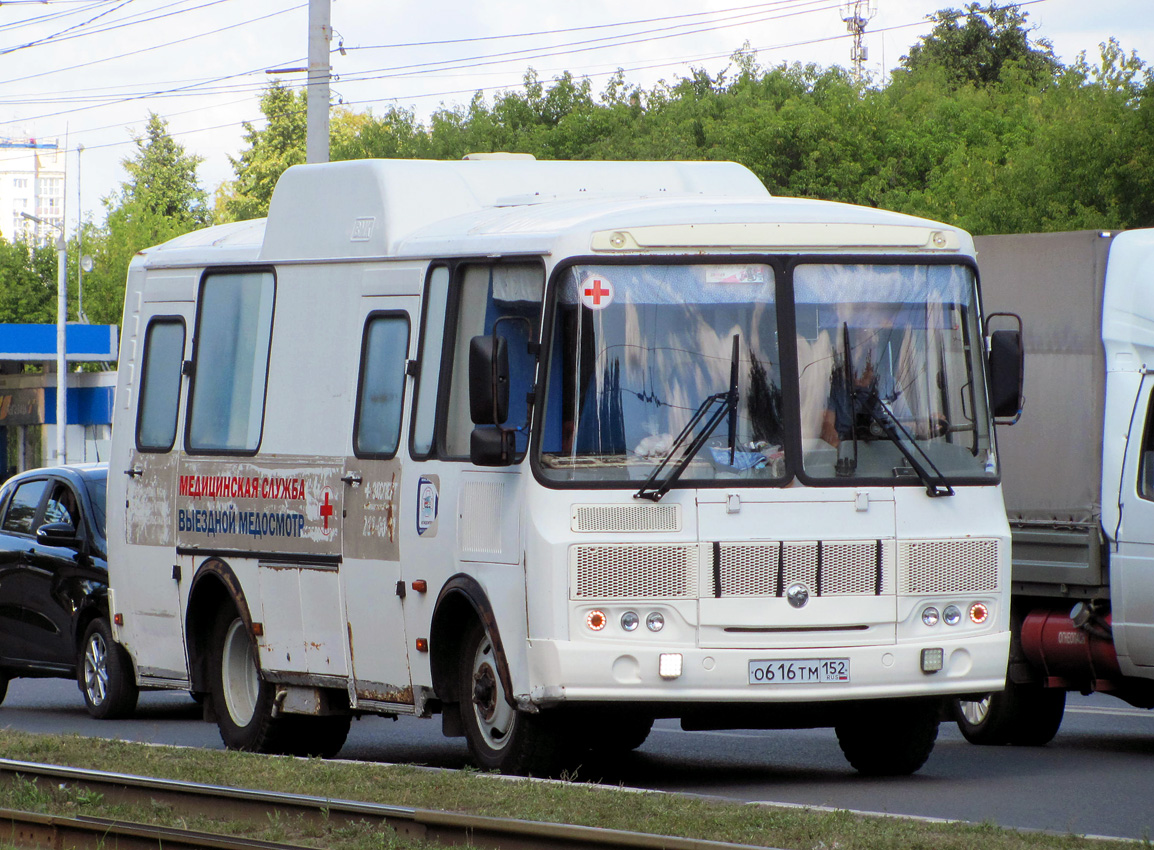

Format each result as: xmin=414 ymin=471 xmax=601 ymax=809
xmin=0 ymin=237 xmax=56 ymax=324
xmin=898 ymin=2 xmax=1060 ymax=88
xmin=81 ymin=114 xmax=210 ymax=326
xmin=218 ymin=82 xmax=307 ymax=222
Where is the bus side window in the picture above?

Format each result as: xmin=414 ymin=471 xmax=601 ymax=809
xmin=443 ymin=263 xmax=543 ymax=459
xmin=186 ymin=271 xmax=275 ymax=454
xmin=136 ymin=319 xmax=186 ymax=452
xmin=354 ymin=314 xmax=410 ymax=458
xmin=411 ymin=266 xmax=450 ymax=458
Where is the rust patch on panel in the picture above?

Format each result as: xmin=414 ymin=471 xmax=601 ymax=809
xmin=357 ymin=684 xmax=414 ymax=705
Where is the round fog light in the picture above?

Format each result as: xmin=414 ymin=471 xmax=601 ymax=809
xmin=586 ymin=610 xmax=607 ymax=631
xmin=922 ymin=607 xmax=940 ymax=627
xmin=646 ymin=612 xmax=665 ymax=632
xmin=943 ymin=605 xmax=962 ymax=626
xmin=621 ymin=611 xmax=639 ymax=632
xmin=969 ymin=602 xmax=989 ymax=624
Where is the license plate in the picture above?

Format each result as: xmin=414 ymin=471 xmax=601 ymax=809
xmin=748 ymin=658 xmax=850 ymax=684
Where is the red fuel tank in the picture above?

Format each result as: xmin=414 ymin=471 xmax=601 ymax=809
xmin=1020 ymin=608 xmax=1121 ymax=686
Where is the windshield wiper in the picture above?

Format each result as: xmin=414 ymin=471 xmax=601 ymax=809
xmin=860 ymin=390 xmax=955 ymax=498
xmin=635 ymin=336 xmax=740 ymax=502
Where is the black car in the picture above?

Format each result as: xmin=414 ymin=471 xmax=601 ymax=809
xmin=0 ymin=463 xmax=137 ymax=718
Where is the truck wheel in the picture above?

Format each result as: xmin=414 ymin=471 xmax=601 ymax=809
xmin=954 ymin=684 xmax=1065 ymax=746
xmin=79 ymin=618 xmax=139 ymax=719
xmin=458 ymin=619 xmax=564 ymax=775
xmin=1008 ymin=686 xmax=1066 ymax=746
xmin=954 ymin=692 xmax=1015 ymax=745
xmin=835 ymin=699 xmax=940 ymax=776
xmin=210 ymin=607 xmax=292 ymax=753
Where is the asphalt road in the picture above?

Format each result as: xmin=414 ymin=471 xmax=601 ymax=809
xmin=1 ymin=677 xmax=1152 ymax=841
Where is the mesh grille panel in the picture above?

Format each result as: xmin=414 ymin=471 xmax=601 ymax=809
xmin=822 ymin=541 xmax=884 ymax=595
xmin=571 ymin=503 xmax=681 ymax=533
xmin=572 ymin=544 xmax=698 ymax=599
xmin=713 ymin=541 xmax=885 ymax=597
xmin=716 ymin=544 xmax=778 ymax=596
xmin=898 ymin=538 xmax=1000 ymax=594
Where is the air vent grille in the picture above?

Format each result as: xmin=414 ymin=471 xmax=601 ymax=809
xmin=571 ymin=503 xmax=681 ymax=533
xmin=571 ymin=544 xmax=698 ymax=599
xmin=898 ymin=538 xmax=1000 ymax=594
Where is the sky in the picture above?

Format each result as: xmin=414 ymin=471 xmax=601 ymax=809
xmin=1 ymin=0 xmax=1151 ymax=231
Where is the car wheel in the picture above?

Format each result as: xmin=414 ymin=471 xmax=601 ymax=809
xmin=79 ymin=618 xmax=139 ymax=719
xmin=835 ymin=698 xmax=940 ymax=776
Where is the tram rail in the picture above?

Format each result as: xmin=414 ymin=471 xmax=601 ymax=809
xmin=0 ymin=758 xmax=775 ymax=850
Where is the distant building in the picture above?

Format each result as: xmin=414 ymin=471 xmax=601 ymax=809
xmin=0 ymin=136 xmax=66 ymax=243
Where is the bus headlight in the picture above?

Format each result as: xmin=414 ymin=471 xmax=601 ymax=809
xmin=621 ymin=611 xmax=640 ymax=632
xmin=921 ymin=607 xmax=940 ymax=627
xmin=646 ymin=612 xmax=665 ymax=632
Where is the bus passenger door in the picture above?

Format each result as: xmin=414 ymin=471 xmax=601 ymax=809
xmin=1115 ymin=376 xmax=1154 ymax=671
xmin=341 ymin=297 xmax=417 ymax=709
xmin=115 ymin=275 xmax=197 ymax=684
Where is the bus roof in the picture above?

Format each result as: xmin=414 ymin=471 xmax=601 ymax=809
xmin=138 ymin=158 xmax=971 ymax=266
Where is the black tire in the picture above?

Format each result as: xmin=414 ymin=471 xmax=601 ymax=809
xmin=280 ymin=715 xmax=352 ymax=759
xmin=581 ymin=714 xmax=654 ymax=755
xmin=458 ymin=619 xmax=565 ymax=775
xmin=835 ymin=699 xmax=940 ymax=776
xmin=79 ymin=618 xmax=139 ymax=720
xmin=954 ymin=684 xmax=1065 ymax=747
xmin=209 ymin=607 xmax=293 ymax=753
xmin=0 ymin=672 xmax=8 ymax=707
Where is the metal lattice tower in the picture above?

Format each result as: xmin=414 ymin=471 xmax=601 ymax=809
xmin=840 ymin=0 xmax=878 ymax=83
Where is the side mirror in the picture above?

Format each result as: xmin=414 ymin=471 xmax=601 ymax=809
xmin=469 ymin=334 xmax=509 ymax=425
xmin=471 ymin=427 xmax=517 ymax=467
xmin=36 ymin=522 xmax=81 ymax=550
xmin=987 ymin=313 xmax=1024 ymax=424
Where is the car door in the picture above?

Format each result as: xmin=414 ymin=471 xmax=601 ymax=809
xmin=1114 ymin=376 xmax=1154 ymax=670
xmin=0 ymin=477 xmax=50 ymax=664
xmin=24 ymin=479 xmax=95 ymax=668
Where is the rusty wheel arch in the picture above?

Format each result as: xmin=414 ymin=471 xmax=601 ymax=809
xmin=430 ymin=575 xmax=515 ymax=710
xmin=185 ymin=558 xmax=258 ymax=695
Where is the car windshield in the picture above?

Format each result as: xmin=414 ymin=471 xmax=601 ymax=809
xmin=538 ymin=263 xmax=785 ymax=486
xmin=83 ymin=470 xmax=108 ymax=538
xmin=794 ymin=263 xmax=995 ymax=482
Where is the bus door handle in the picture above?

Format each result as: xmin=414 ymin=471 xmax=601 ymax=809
xmin=341 ymin=472 xmax=362 ymax=486
xmin=124 ymin=466 xmax=143 ymax=478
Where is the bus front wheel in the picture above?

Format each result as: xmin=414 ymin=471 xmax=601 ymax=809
xmin=457 ymin=619 xmax=564 ymax=775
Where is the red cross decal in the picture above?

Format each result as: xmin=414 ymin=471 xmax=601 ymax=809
xmin=320 ymin=490 xmax=334 ymax=532
xmin=584 ymin=277 xmax=610 ymax=306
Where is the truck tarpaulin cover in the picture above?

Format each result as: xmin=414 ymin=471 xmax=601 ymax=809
xmin=975 ymin=231 xmax=1110 ymax=525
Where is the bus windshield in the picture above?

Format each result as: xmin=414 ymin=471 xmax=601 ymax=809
xmin=536 ymin=260 xmax=997 ymax=491
xmin=537 ymin=263 xmax=786 ymax=486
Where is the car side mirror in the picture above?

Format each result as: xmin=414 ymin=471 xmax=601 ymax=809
xmin=36 ymin=522 xmax=81 ymax=550
xmin=987 ymin=313 xmax=1024 ymax=424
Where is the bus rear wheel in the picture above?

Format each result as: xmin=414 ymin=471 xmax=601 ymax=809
xmin=458 ymin=619 xmax=564 ymax=775
xmin=835 ymin=699 xmax=940 ymax=776
xmin=210 ymin=607 xmax=292 ymax=753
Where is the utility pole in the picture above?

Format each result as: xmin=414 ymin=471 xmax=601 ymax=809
xmin=306 ymin=0 xmax=331 ymax=163
xmin=21 ymin=211 xmax=67 ymax=466
xmin=840 ymin=0 xmax=877 ymax=84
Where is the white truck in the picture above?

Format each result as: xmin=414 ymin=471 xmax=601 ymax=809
xmin=107 ymin=156 xmax=1019 ymax=775
xmin=954 ymin=229 xmax=1154 ymax=744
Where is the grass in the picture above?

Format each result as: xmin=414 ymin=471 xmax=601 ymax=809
xmin=0 ymin=730 xmax=1144 ymax=850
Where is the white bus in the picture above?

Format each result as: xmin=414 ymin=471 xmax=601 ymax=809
xmin=107 ymin=156 xmax=1018 ymax=775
